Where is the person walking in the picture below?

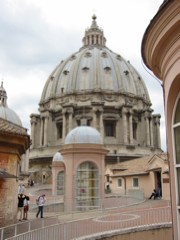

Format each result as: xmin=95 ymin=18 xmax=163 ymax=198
xmin=36 ymin=194 xmax=46 ymax=218
xmin=17 ymin=193 xmax=26 ymax=221
xmin=18 ymin=184 xmax=25 ymax=194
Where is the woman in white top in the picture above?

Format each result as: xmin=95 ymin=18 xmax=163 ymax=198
xmin=36 ymin=194 xmax=46 ymax=218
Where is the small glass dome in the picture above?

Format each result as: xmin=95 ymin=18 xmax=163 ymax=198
xmin=65 ymin=125 xmax=102 ymax=144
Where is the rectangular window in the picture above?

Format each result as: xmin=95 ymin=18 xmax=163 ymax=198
xmin=105 ymin=121 xmax=116 ymax=137
xmin=177 ymin=167 xmax=180 ymax=205
xmin=174 ymin=125 xmax=180 ymax=205
xmin=133 ymin=122 xmax=137 ymax=140
xmin=118 ymin=178 xmax=122 ymax=187
xmin=133 ymin=177 xmax=139 ymax=188
xmin=56 ymin=122 xmax=62 ymax=139
xmin=174 ymin=126 xmax=180 ymax=164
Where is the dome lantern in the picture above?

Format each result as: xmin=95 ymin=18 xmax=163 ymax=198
xmin=0 ymin=82 xmax=7 ymax=106
xmin=82 ymin=15 xmax=106 ymax=47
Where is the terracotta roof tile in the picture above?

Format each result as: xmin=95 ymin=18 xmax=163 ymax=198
xmin=107 ymin=154 xmax=168 ymax=177
xmin=0 ymin=118 xmax=28 ymax=136
xmin=0 ymin=169 xmax=17 ymax=179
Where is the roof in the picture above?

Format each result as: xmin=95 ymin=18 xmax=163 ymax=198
xmin=0 ymin=169 xmax=17 ymax=179
xmin=0 ymin=117 xmax=28 ymax=136
xmin=106 ymin=153 xmax=168 ymax=177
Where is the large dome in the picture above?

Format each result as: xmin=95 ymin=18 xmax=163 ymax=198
xmin=40 ymin=15 xmax=150 ymax=104
xmin=0 ymin=82 xmax=22 ymax=126
xmin=29 ymin=15 xmax=162 ymax=184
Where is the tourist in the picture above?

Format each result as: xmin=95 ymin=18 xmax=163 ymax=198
xmin=18 ymin=184 xmax=25 ymax=194
xmin=36 ymin=194 xmax=46 ymax=218
xmin=149 ymin=189 xmax=158 ymax=200
xmin=17 ymin=193 xmax=26 ymax=221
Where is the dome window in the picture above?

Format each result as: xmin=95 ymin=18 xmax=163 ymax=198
xmin=117 ymin=55 xmax=122 ymax=60
xmin=104 ymin=66 xmax=111 ymax=73
xmin=71 ymin=55 xmax=76 ymax=60
xmin=63 ymin=70 xmax=69 ymax=75
xmin=82 ymin=67 xmax=89 ymax=72
xmin=101 ymin=52 xmax=107 ymax=58
xmin=85 ymin=52 xmax=91 ymax=57
xmin=124 ymin=70 xmax=129 ymax=75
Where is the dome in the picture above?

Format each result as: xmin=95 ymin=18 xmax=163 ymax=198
xmin=29 ymin=15 xmax=162 ymax=181
xmin=40 ymin=15 xmax=150 ymax=104
xmin=65 ymin=125 xmax=102 ymax=144
xmin=0 ymin=82 xmax=22 ymax=126
xmin=53 ymin=152 xmax=63 ymax=162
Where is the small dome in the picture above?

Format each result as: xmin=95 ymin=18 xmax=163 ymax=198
xmin=0 ymin=82 xmax=22 ymax=126
xmin=65 ymin=125 xmax=102 ymax=144
xmin=53 ymin=152 xmax=63 ymax=162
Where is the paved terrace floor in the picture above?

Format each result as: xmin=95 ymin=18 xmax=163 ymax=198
xmin=25 ymin=184 xmax=171 ymax=221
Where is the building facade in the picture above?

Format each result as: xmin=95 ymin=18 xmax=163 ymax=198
xmin=0 ymin=83 xmax=30 ymax=226
xmin=105 ymin=153 xmax=170 ymax=200
xmin=29 ymin=15 xmax=162 ymax=184
xmin=52 ymin=124 xmax=108 ymax=212
xmin=141 ymin=0 xmax=180 ymax=239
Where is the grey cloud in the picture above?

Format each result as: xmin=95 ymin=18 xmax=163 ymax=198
xmin=0 ymin=1 xmax=81 ymax=70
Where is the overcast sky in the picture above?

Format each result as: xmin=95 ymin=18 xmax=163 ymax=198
xmin=0 ymin=0 xmax=166 ymax=150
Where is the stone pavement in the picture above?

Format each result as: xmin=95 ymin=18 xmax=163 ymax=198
xmin=25 ymin=183 xmax=171 ymax=222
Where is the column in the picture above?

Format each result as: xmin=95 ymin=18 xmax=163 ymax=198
xmin=92 ymin=108 xmax=97 ymax=128
xmin=62 ymin=109 xmax=67 ymax=141
xmin=40 ymin=117 xmax=44 ymax=146
xmin=145 ymin=112 xmax=150 ymax=146
xmin=44 ymin=116 xmax=48 ymax=146
xmin=150 ymin=117 xmax=154 ymax=147
xmin=129 ymin=111 xmax=133 ymax=145
xmin=156 ymin=117 xmax=161 ymax=148
xmin=68 ymin=108 xmax=73 ymax=132
xmin=24 ymin=150 xmax=29 ymax=172
xmin=99 ymin=108 xmax=104 ymax=140
xmin=30 ymin=117 xmax=36 ymax=148
xmin=90 ymin=36 xmax=92 ymax=45
xmin=122 ymin=108 xmax=128 ymax=144
xmin=94 ymin=34 xmax=96 ymax=44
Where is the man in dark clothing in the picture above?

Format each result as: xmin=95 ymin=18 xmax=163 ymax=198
xmin=149 ymin=189 xmax=158 ymax=200
xmin=17 ymin=194 xmax=26 ymax=221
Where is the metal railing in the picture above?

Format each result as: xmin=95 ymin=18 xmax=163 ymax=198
xmin=1 ymin=205 xmax=172 ymax=240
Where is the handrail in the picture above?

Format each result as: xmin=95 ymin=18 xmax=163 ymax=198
xmin=4 ymin=206 xmax=172 ymax=240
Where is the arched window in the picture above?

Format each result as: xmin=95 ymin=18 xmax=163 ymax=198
xmin=173 ymin=96 xmax=180 ymax=205
xmin=57 ymin=171 xmax=65 ymax=195
xmin=76 ymin=162 xmax=99 ymax=210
